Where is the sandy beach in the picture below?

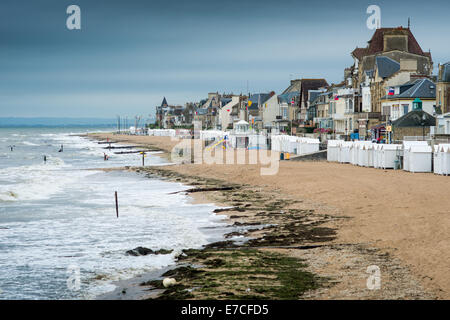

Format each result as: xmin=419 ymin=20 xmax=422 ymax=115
xmin=88 ymin=133 xmax=450 ymax=299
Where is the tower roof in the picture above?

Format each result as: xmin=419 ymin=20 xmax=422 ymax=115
xmin=352 ymin=27 xmax=429 ymax=61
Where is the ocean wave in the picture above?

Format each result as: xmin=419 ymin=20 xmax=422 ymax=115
xmin=22 ymin=141 xmax=39 ymax=146
xmin=0 ymin=158 xmax=94 ymax=202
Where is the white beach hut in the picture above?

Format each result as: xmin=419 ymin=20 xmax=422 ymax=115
xmin=327 ymin=140 xmax=341 ymax=162
xmin=403 ymin=141 xmax=428 ymax=171
xmin=305 ymin=138 xmax=320 ymax=154
xmin=288 ymin=136 xmax=298 ymax=154
xmin=433 ymin=145 xmax=442 ymax=175
xmin=372 ymin=144 xmax=380 ymax=169
xmin=349 ymin=143 xmax=357 ymax=165
xmin=339 ymin=141 xmax=352 ymax=163
xmin=357 ymin=144 xmax=367 ymax=166
xmin=434 ymin=144 xmax=450 ymax=175
xmin=248 ymin=134 xmax=268 ymax=150
xmin=271 ymin=135 xmax=285 ymax=152
xmin=443 ymin=147 xmax=450 ymax=175
xmin=408 ymin=145 xmax=432 ymax=173
xmin=363 ymin=143 xmax=376 ymax=167
xmin=354 ymin=142 xmax=372 ymax=167
xmin=380 ymin=144 xmax=401 ymax=169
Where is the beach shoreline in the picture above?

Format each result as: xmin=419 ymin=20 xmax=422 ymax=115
xmin=87 ymin=133 xmax=448 ymax=299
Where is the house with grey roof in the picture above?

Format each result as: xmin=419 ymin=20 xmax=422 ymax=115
xmin=193 ymin=92 xmax=224 ymax=129
xmin=312 ymin=91 xmax=334 ymax=130
xmin=349 ymin=27 xmax=433 ymax=139
xmin=155 ymin=97 xmax=188 ymax=128
xmin=245 ymin=93 xmax=273 ymax=130
xmin=306 ymin=89 xmax=327 ymax=124
xmin=281 ymin=78 xmax=329 ymax=127
xmin=381 ymin=78 xmax=436 ymax=121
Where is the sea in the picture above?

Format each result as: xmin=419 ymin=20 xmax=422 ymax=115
xmin=0 ymin=126 xmax=227 ymax=300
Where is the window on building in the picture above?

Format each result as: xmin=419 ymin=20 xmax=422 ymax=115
xmin=282 ymin=107 xmax=288 ymax=119
xmin=402 ymin=104 xmax=409 ymax=115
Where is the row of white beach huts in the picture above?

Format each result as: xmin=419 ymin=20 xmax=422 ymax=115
xmin=270 ymin=135 xmax=320 ymax=156
xmin=327 ymin=140 xmax=450 ymax=175
xmin=147 ymin=129 xmax=320 ymax=156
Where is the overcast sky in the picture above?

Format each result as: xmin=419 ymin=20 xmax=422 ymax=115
xmin=1 ymin=0 xmax=449 ymax=118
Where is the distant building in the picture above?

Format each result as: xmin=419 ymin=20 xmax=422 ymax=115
xmin=434 ymin=112 xmax=450 ymax=136
xmin=277 ymin=91 xmax=299 ymax=133
xmin=218 ymin=95 xmax=241 ymax=130
xmin=155 ymin=97 xmax=188 ymax=128
xmin=350 ymin=27 xmax=433 ymax=139
xmin=437 ymin=62 xmax=450 ymax=114
xmin=261 ymin=94 xmax=282 ymax=131
xmin=313 ymin=91 xmax=334 ymax=130
xmin=333 ymin=88 xmax=356 ymax=136
xmin=246 ymin=93 xmax=273 ymax=130
xmin=381 ymin=78 xmax=436 ymax=121
xmin=193 ymin=92 xmax=223 ymax=129
xmin=155 ymin=97 xmax=168 ymax=128
xmin=282 ymin=78 xmax=329 ymax=127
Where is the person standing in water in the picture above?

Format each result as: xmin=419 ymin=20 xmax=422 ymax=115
xmin=58 ymin=144 xmax=63 ymax=152
xmin=43 ymin=155 xmax=47 ymax=163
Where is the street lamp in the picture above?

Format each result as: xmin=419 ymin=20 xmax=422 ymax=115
xmin=421 ymin=113 xmax=427 ymax=141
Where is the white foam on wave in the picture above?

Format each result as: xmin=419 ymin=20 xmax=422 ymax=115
xmin=0 ymin=130 xmax=226 ymax=299
xmin=0 ymin=158 xmax=97 ymax=202
xmin=1 ymin=170 xmax=226 ymax=299
xmin=22 ymin=141 xmax=39 ymax=146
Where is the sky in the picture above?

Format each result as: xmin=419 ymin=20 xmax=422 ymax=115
xmin=1 ymin=0 xmax=449 ymax=119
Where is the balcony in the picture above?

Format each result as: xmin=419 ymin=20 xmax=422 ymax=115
xmin=358 ymin=112 xmax=381 ymax=120
xmin=332 ymin=114 xmax=346 ymax=120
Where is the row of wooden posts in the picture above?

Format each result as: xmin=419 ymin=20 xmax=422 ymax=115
xmin=102 ymin=140 xmax=147 ymax=218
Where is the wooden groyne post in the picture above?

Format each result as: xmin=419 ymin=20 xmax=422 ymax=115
xmin=115 ymin=191 xmax=119 ymax=218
